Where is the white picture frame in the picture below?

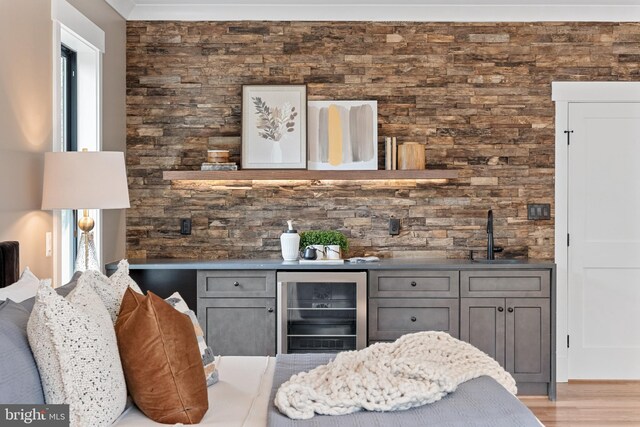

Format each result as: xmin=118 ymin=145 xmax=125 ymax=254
xmin=307 ymin=100 xmax=378 ymax=170
xmin=241 ymin=85 xmax=307 ymax=169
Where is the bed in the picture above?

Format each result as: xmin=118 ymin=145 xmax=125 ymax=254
xmin=0 ymin=241 xmax=544 ymax=426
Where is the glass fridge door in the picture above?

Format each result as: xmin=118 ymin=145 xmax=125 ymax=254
xmin=286 ymin=281 xmax=357 ymax=353
xmin=277 ymin=272 xmax=367 ymax=354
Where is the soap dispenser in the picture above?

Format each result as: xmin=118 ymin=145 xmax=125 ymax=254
xmin=280 ymin=220 xmax=300 ymax=261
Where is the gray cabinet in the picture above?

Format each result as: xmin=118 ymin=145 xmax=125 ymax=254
xmin=113 ymin=259 xmax=555 ymax=399
xmin=197 ymin=270 xmax=276 ymax=356
xmin=368 ymin=270 xmax=460 ymax=342
xmin=460 ymin=270 xmax=552 ymax=396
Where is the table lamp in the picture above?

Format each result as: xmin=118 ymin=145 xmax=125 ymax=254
xmin=42 ymin=151 xmax=130 ymax=271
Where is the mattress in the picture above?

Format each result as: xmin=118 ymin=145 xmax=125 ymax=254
xmin=114 ymin=356 xmax=276 ymax=427
xmin=114 ymin=355 xmax=543 ymax=427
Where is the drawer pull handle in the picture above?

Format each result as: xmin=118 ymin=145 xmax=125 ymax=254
xmin=267 ymin=308 xmax=274 ymax=313
xmin=233 ymin=281 xmax=240 ymax=287
xmin=410 ymin=316 xmax=417 ymax=322
xmin=410 ymin=281 xmax=417 ymax=287
xmin=498 ymin=307 xmax=504 ymax=312
xmin=507 ymin=307 xmax=514 ymax=313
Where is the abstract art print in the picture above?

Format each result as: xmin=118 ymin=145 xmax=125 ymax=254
xmin=242 ymin=85 xmax=307 ymax=169
xmin=307 ymin=100 xmax=377 ymax=170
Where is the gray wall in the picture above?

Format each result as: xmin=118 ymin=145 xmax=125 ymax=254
xmin=0 ymin=0 xmax=126 ymax=281
xmin=0 ymin=1 xmax=54 ymax=279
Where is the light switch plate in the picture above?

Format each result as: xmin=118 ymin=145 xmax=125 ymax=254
xmin=527 ymin=204 xmax=551 ymax=220
xmin=180 ymin=219 xmax=192 ymax=235
xmin=45 ymin=232 xmax=52 ymax=257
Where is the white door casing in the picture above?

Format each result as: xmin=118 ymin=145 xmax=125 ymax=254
xmin=553 ymin=82 xmax=640 ymax=381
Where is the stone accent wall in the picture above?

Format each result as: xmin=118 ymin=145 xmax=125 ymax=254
xmin=126 ymin=21 xmax=640 ymax=260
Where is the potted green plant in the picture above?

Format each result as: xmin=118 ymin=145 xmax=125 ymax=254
xmin=299 ymin=230 xmax=349 ymax=260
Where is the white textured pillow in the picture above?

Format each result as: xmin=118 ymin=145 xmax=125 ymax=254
xmin=27 ymin=279 xmax=127 ymax=427
xmin=78 ymin=260 xmax=143 ymax=323
xmin=0 ymin=267 xmax=40 ymax=302
xmin=109 ymin=259 xmax=143 ymax=294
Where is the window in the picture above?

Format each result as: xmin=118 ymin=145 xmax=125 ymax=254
xmin=60 ymin=44 xmax=78 ymax=268
xmin=52 ymin=0 xmax=105 ymax=285
xmin=61 ymin=45 xmax=77 ymax=152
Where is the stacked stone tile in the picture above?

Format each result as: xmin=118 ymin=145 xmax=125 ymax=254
xmin=126 ymin=21 xmax=640 ymax=260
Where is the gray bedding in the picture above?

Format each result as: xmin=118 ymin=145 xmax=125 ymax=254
xmin=268 ymin=353 xmax=541 ymax=427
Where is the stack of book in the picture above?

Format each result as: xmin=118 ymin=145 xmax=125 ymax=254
xmin=201 ymin=150 xmax=237 ymax=171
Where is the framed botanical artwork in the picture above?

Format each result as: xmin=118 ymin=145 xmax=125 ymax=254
xmin=241 ymin=85 xmax=307 ymax=169
xmin=307 ymin=100 xmax=377 ymax=170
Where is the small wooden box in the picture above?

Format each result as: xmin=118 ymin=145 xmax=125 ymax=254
xmin=397 ymin=142 xmax=425 ymax=170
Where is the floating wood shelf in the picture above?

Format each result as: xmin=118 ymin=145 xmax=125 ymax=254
xmin=163 ymin=169 xmax=458 ymax=181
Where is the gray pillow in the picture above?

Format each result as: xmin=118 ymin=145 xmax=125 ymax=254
xmin=20 ymin=271 xmax=82 ymax=312
xmin=0 ymin=299 xmax=45 ymax=403
xmin=56 ymin=271 xmax=82 ymax=298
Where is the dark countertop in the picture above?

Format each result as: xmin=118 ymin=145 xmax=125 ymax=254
xmin=106 ymin=258 xmax=555 ymax=271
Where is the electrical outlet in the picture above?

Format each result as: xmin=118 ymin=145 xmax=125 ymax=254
xmin=180 ymin=219 xmax=192 ymax=235
xmin=527 ymin=203 xmax=551 ymax=220
xmin=389 ymin=218 xmax=400 ymax=235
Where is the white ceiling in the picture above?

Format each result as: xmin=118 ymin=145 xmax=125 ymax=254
xmin=105 ymin=0 xmax=640 ymax=21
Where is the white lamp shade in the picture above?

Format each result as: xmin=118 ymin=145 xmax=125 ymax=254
xmin=42 ymin=151 xmax=130 ymax=210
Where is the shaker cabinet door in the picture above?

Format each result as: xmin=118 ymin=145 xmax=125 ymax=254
xmin=505 ymin=298 xmax=551 ymax=383
xmin=460 ymin=298 xmax=506 ymax=368
xmin=198 ymin=298 xmax=276 ymax=356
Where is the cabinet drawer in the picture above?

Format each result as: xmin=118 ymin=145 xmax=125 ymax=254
xmin=369 ymin=298 xmax=459 ymax=341
xmin=369 ymin=270 xmax=459 ymax=298
xmin=461 ymin=270 xmax=550 ymax=297
xmin=197 ymin=270 xmax=275 ymax=298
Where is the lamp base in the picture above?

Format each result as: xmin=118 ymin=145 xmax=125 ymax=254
xmin=74 ymin=231 xmax=99 ymax=272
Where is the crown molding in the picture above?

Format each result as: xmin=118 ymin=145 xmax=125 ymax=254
xmin=104 ymin=0 xmax=136 ymax=19
xmin=104 ymin=1 xmax=640 ymax=22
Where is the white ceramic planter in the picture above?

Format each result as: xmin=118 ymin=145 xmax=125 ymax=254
xmin=325 ymin=245 xmax=341 ymax=260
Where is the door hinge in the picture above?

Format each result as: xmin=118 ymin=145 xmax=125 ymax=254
xmin=567 ymin=335 xmax=570 ymax=348
xmin=567 ymin=233 xmax=570 ymax=246
xmin=564 ymin=130 xmax=574 ymax=145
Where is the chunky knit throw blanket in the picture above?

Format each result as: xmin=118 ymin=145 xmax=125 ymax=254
xmin=274 ymin=331 xmax=517 ymax=420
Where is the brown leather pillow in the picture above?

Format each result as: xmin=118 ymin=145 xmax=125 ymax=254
xmin=115 ymin=288 xmax=208 ymax=424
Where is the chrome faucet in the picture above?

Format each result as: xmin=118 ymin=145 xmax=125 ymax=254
xmin=486 ymin=209 xmax=503 ymax=260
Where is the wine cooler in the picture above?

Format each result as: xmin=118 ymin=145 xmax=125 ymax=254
xmin=276 ymin=271 xmax=367 ymax=354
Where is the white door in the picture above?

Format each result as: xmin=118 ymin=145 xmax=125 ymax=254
xmin=568 ymin=102 xmax=640 ymax=379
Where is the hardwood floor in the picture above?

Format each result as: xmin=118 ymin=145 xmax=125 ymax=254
xmin=520 ymin=381 xmax=640 ymax=426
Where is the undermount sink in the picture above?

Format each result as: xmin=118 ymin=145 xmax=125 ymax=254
xmin=472 ymin=259 xmax=523 ymax=264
